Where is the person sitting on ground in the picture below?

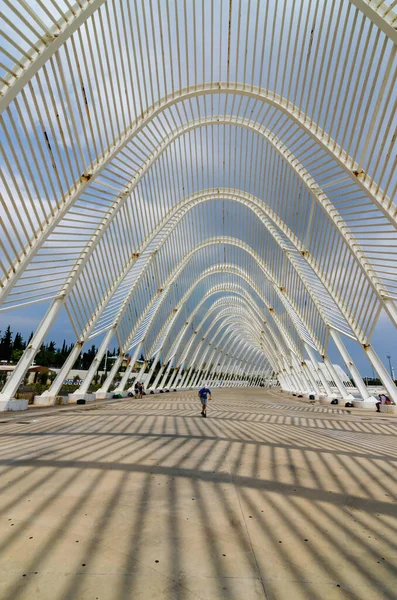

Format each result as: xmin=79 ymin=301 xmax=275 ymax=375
xmin=198 ymin=385 xmax=212 ymax=417
xmin=376 ymin=393 xmax=387 ymax=412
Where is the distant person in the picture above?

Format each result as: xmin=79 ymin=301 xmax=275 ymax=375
xmin=198 ymin=385 xmax=212 ymax=417
xmin=376 ymin=393 xmax=387 ymax=412
xmin=134 ymin=381 xmax=142 ymax=398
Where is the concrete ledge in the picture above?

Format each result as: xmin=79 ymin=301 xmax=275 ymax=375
xmin=319 ymin=396 xmax=340 ymax=405
xmin=379 ymin=404 xmax=397 ymax=414
xmin=0 ymin=399 xmax=29 ymax=412
xmin=353 ymin=397 xmax=378 ymax=409
xmin=33 ymin=394 xmax=56 ymax=406
xmin=68 ymin=393 xmax=95 ymax=404
xmin=34 ymin=394 xmax=68 ymax=406
xmin=94 ymin=391 xmax=113 ymax=399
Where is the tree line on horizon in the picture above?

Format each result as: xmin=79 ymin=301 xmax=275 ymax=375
xmin=0 ymin=326 xmax=120 ymax=370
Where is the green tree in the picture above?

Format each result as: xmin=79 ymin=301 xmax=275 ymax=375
xmin=13 ymin=332 xmax=25 ymax=352
xmin=11 ymin=348 xmax=24 ymax=363
xmin=36 ymin=343 xmax=47 ymax=366
xmin=0 ymin=326 xmax=13 ymax=362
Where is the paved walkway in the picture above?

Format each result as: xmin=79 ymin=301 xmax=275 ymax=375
xmin=0 ymin=389 xmax=396 ymax=600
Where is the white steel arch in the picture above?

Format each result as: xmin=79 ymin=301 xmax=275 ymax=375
xmin=1 ymin=105 xmax=394 ymax=311
xmin=148 ymin=285 xmax=272 ymax=360
xmin=80 ymin=252 xmax=308 ymax=399
xmin=1 ymin=0 xmax=397 ymax=408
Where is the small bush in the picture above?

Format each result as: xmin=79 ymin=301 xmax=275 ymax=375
xmin=59 ymin=384 xmax=81 ymax=393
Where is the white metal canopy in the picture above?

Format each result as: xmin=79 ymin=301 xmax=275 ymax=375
xmin=1 ymin=0 xmax=397 ymax=404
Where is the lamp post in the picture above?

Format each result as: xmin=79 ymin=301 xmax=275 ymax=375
xmin=387 ymin=355 xmax=393 ymax=380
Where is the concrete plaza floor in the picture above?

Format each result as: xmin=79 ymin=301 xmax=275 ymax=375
xmin=0 ymin=388 xmax=396 ymax=600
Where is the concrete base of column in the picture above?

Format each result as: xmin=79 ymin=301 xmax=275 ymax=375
xmin=34 ymin=394 xmax=68 ymax=406
xmin=319 ymin=395 xmax=341 ymax=405
xmin=0 ymin=399 xmax=29 ymax=412
xmin=94 ymin=391 xmax=114 ymax=399
xmin=353 ymin=397 xmax=378 ymax=409
xmin=68 ymin=393 xmax=96 ymax=404
xmin=379 ymin=404 xmax=397 ymax=414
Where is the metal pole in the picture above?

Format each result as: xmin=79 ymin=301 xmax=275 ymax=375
xmin=329 ymin=329 xmax=374 ymax=402
xmin=76 ymin=329 xmax=114 ymax=395
xmin=323 ymin=356 xmax=354 ymax=400
xmin=114 ymin=342 xmax=143 ymax=393
xmin=304 ymin=343 xmax=333 ymax=398
xmin=387 ymin=355 xmax=393 ymax=379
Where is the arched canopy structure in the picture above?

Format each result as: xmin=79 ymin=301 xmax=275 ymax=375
xmin=1 ymin=0 xmax=397 ymax=406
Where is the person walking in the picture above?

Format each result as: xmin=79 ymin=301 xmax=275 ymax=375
xmin=198 ymin=385 xmax=212 ymax=417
